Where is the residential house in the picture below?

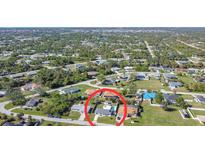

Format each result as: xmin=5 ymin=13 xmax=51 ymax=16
xmin=168 ymin=81 xmax=183 ymax=90
xmin=118 ymin=105 xmax=137 ymax=117
xmin=21 ymin=83 xmax=41 ymax=91
xmin=87 ymin=71 xmax=98 ymax=78
xmin=25 ymin=98 xmax=41 ymax=107
xmin=59 ymin=88 xmax=81 ymax=95
xmin=111 ymin=67 xmax=120 ymax=72
xmin=163 ymin=93 xmax=179 ymax=104
xmin=0 ymin=90 xmax=6 ymax=97
xmin=102 ymin=79 xmax=115 ymax=85
xmin=95 ymin=108 xmax=113 ymax=116
xmin=102 ymin=91 xmax=119 ymax=99
xmin=124 ymin=66 xmax=133 ymax=72
xmin=71 ymin=104 xmax=92 ymax=113
xmin=163 ymin=73 xmax=177 ymax=83
xmin=85 ymin=89 xmax=97 ymax=96
xmin=136 ymin=72 xmax=148 ymax=80
xmin=194 ymin=95 xmax=205 ymax=104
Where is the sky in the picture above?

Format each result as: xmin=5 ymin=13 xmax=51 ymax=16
xmin=0 ymin=0 xmax=205 ymax=27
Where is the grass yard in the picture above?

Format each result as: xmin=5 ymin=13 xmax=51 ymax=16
xmin=189 ymin=102 xmax=205 ymax=108
xmin=12 ymin=108 xmax=47 ymax=117
xmin=68 ymin=111 xmax=81 ymax=120
xmin=133 ymin=80 xmax=164 ymax=90
xmin=0 ymin=97 xmax=9 ymax=103
xmin=189 ymin=109 xmax=205 ymax=117
xmin=40 ymin=120 xmax=81 ymax=126
xmin=4 ymin=102 xmax=15 ymax=110
xmin=124 ymin=103 xmax=201 ymax=126
xmin=84 ymin=113 xmax=95 ymax=121
xmin=97 ymin=116 xmax=116 ymax=125
xmin=179 ymin=76 xmax=195 ymax=84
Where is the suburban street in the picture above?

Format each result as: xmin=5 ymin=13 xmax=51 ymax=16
xmin=144 ymin=41 xmax=155 ymax=58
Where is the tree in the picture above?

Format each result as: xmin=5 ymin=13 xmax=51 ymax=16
xmin=7 ymin=88 xmax=26 ymax=106
xmin=97 ymin=74 xmax=105 ymax=82
xmin=176 ymin=97 xmax=188 ymax=109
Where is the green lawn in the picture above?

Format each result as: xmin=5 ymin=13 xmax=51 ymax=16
xmin=190 ymin=109 xmax=205 ymax=117
xmin=179 ymin=76 xmax=195 ymax=84
xmin=12 ymin=108 xmax=47 ymax=116
xmin=68 ymin=111 xmax=81 ymax=120
xmin=84 ymin=113 xmax=95 ymax=121
xmin=189 ymin=102 xmax=205 ymax=108
xmin=124 ymin=103 xmax=201 ymax=126
xmin=0 ymin=97 xmax=9 ymax=103
xmin=5 ymin=103 xmax=15 ymax=110
xmin=40 ymin=120 xmax=81 ymax=126
xmin=133 ymin=80 xmax=164 ymax=90
xmin=97 ymin=116 xmax=116 ymax=125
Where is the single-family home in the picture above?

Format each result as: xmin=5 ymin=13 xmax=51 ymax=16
xmin=194 ymin=95 xmax=205 ymax=104
xmin=163 ymin=73 xmax=177 ymax=83
xmin=102 ymin=91 xmax=119 ymax=99
xmin=124 ymin=66 xmax=133 ymax=72
xmin=71 ymin=104 xmax=92 ymax=113
xmin=111 ymin=67 xmax=120 ymax=72
xmin=136 ymin=72 xmax=147 ymax=80
xmin=87 ymin=71 xmax=98 ymax=78
xmin=85 ymin=89 xmax=97 ymax=96
xmin=95 ymin=108 xmax=113 ymax=116
xmin=0 ymin=90 xmax=6 ymax=97
xmin=168 ymin=81 xmax=183 ymax=90
xmin=102 ymin=79 xmax=115 ymax=85
xmin=59 ymin=88 xmax=81 ymax=95
xmin=118 ymin=105 xmax=137 ymax=117
xmin=163 ymin=93 xmax=179 ymax=104
xmin=21 ymin=83 xmax=41 ymax=91
xmin=25 ymin=98 xmax=41 ymax=107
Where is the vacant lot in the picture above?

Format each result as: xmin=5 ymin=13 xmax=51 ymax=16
xmin=124 ymin=103 xmax=201 ymax=126
xmin=133 ymin=80 xmax=164 ymax=90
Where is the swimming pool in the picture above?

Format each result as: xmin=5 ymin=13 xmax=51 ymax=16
xmin=143 ymin=92 xmax=156 ymax=99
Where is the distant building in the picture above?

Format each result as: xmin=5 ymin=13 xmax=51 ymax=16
xmin=0 ymin=90 xmax=6 ymax=97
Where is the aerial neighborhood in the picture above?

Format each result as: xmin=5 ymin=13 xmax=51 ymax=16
xmin=0 ymin=28 xmax=205 ymax=126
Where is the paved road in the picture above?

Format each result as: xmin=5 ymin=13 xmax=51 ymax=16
xmin=177 ymin=40 xmax=205 ymax=52
xmin=161 ymin=89 xmax=205 ymax=97
xmin=144 ymin=41 xmax=155 ymax=58
xmin=0 ymin=78 xmax=116 ymax=126
xmin=165 ymin=43 xmax=182 ymax=55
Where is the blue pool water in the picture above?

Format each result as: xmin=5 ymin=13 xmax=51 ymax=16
xmin=143 ymin=92 xmax=156 ymax=99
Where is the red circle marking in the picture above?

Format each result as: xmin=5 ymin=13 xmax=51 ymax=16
xmin=84 ymin=88 xmax=127 ymax=126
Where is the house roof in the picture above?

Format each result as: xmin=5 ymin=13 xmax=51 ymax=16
xmin=71 ymin=104 xmax=90 ymax=113
xmin=95 ymin=108 xmax=112 ymax=116
xmin=195 ymin=95 xmax=205 ymax=103
xmin=163 ymin=94 xmax=179 ymax=103
xmin=61 ymin=88 xmax=81 ymax=94
xmin=168 ymin=81 xmax=182 ymax=87
xmin=163 ymin=73 xmax=177 ymax=79
xmin=118 ymin=105 xmax=137 ymax=115
xmin=103 ymin=91 xmax=118 ymax=98
xmin=85 ymin=89 xmax=96 ymax=95
xmin=26 ymin=98 xmax=40 ymax=107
